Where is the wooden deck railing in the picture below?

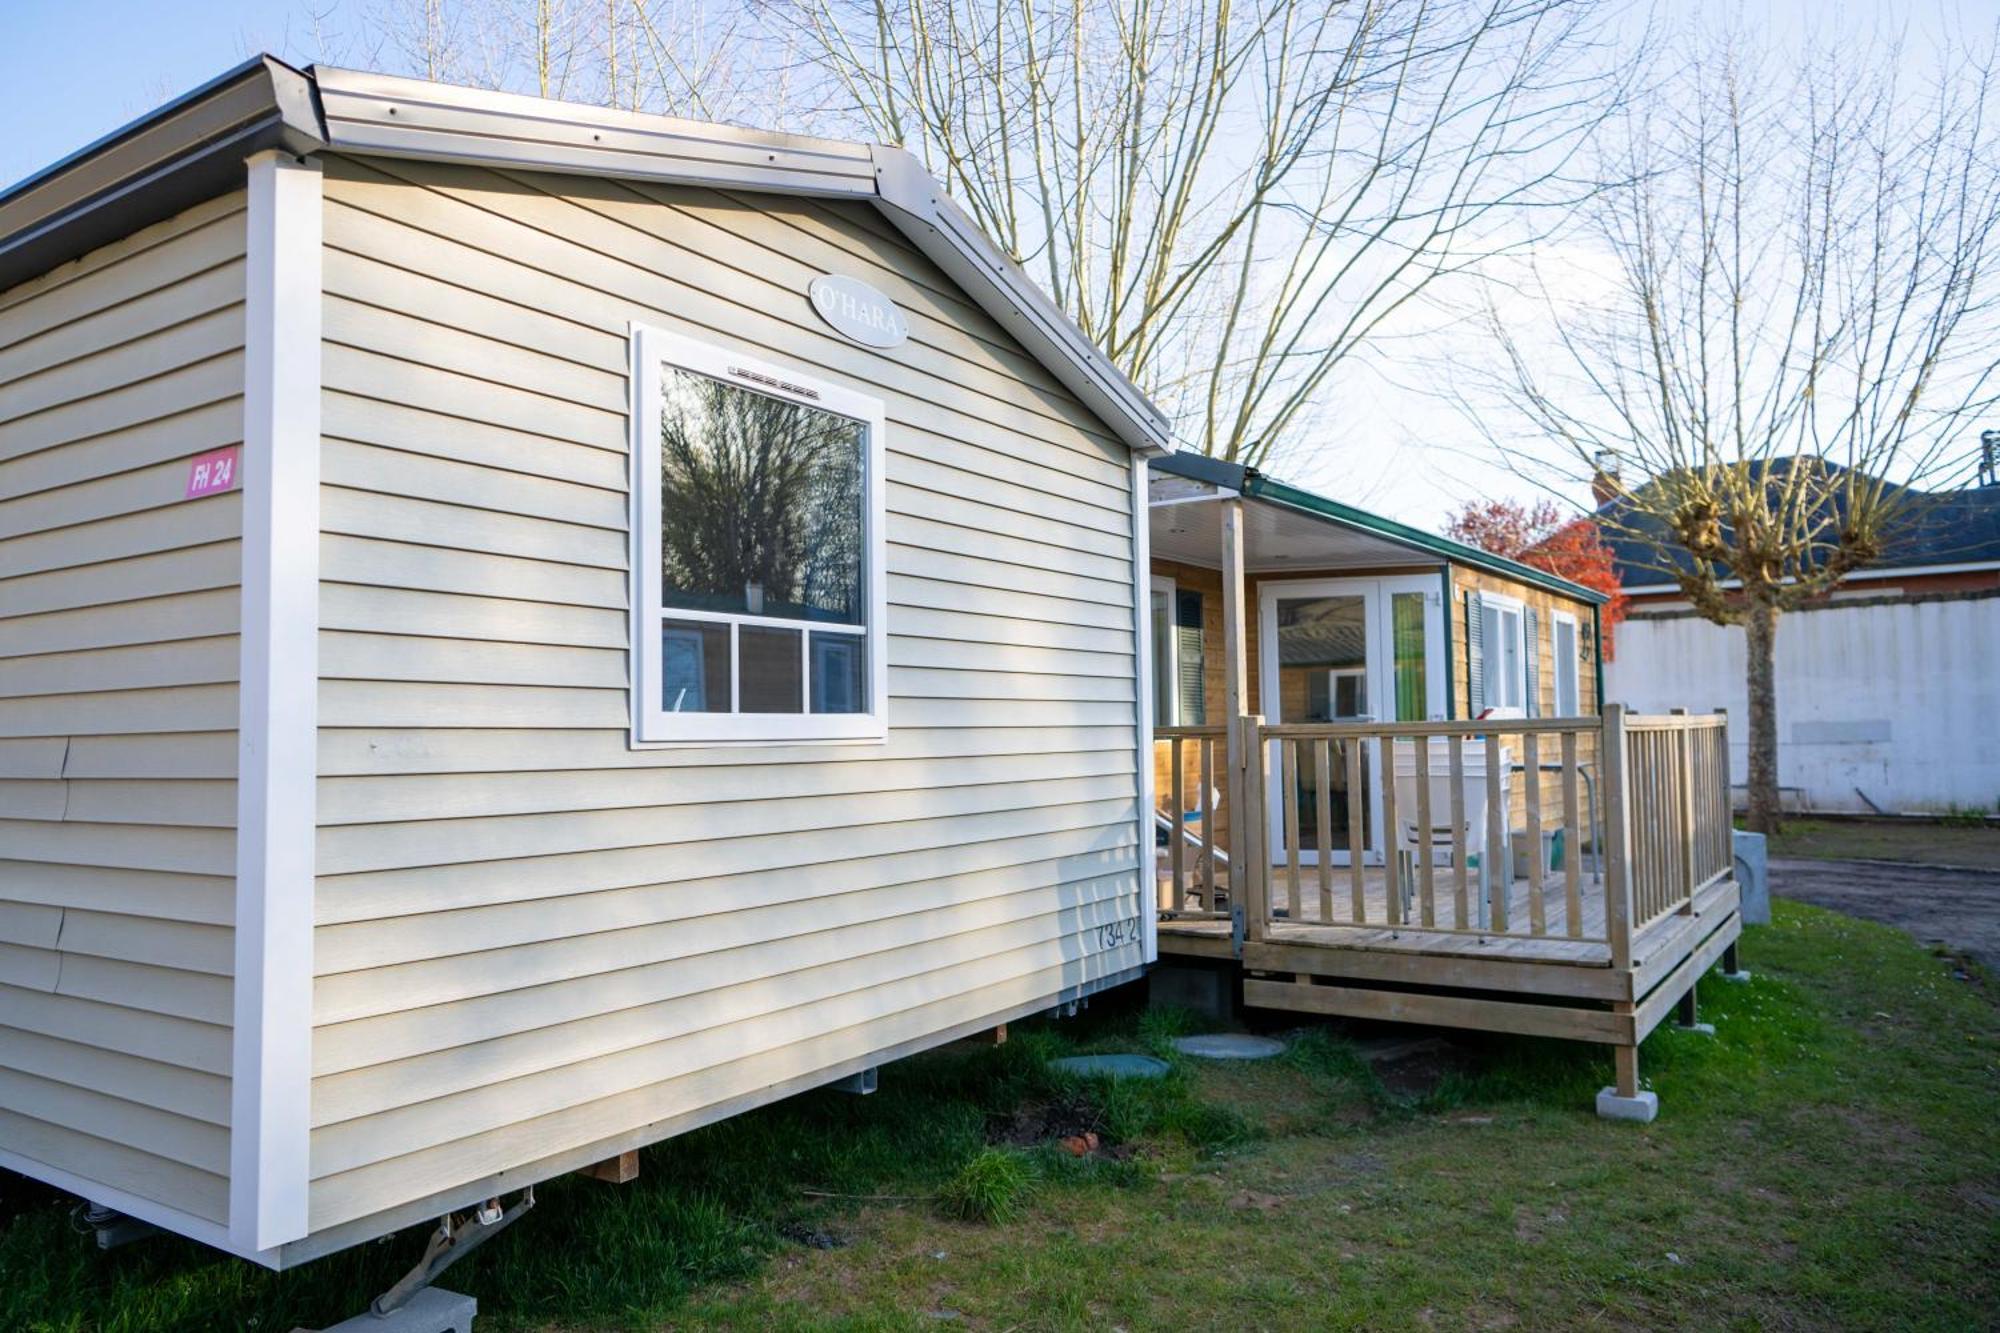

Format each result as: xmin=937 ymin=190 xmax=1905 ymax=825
xmin=1622 ymin=711 xmax=1734 ymax=934
xmin=1154 ymin=725 xmax=1230 ymax=918
xmin=1155 ymin=706 xmax=1732 ymax=970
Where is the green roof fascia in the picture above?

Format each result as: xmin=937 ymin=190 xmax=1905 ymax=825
xmin=1243 ymin=474 xmax=1610 ymax=606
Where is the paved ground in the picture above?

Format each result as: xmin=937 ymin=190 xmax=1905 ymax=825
xmin=1772 ymin=857 xmax=2000 ymax=973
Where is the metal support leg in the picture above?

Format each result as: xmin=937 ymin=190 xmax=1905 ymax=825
xmin=829 ymin=1067 xmax=878 ymax=1095
xmin=82 ymin=1203 xmax=159 ymax=1250
xmin=371 ymin=1189 xmax=535 ymax=1317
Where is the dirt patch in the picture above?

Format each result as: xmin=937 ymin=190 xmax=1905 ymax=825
xmin=777 ymin=1219 xmax=851 ymax=1250
xmin=1331 ymin=1150 xmax=1389 ymax=1179
xmin=1770 ymin=859 xmax=2000 ymax=974
xmin=1361 ymin=1036 xmax=1480 ymax=1101
xmin=987 ymin=1093 xmax=1100 ymax=1147
xmin=985 ymin=1093 xmax=1133 ymax=1160
xmin=1512 ymin=1202 xmax=1570 ymax=1244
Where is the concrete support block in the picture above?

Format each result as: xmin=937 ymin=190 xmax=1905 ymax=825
xmin=1595 ymin=1088 xmax=1660 ymax=1123
xmin=1732 ymin=830 xmax=1769 ymax=925
xmin=1719 ymin=970 xmax=1753 ymax=984
xmin=1147 ymin=961 xmax=1235 ymax=1022
xmin=321 ymin=1288 xmax=476 ymax=1333
xmin=1676 ymin=1021 xmax=1717 ymax=1037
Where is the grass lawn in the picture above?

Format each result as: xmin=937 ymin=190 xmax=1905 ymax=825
xmin=1760 ymin=818 xmax=2000 ymax=870
xmin=3 ymin=899 xmax=1996 ymax=1331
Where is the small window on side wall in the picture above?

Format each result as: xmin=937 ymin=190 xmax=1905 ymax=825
xmin=630 ymin=326 xmax=887 ymax=744
xmin=1552 ymin=612 xmax=1581 ymax=716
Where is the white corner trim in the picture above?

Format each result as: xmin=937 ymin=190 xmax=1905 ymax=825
xmin=1131 ymin=452 xmax=1159 ymax=965
xmin=231 ymin=148 xmax=321 ymax=1253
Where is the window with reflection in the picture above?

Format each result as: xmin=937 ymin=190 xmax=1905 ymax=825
xmin=632 ymin=328 xmax=885 ymax=743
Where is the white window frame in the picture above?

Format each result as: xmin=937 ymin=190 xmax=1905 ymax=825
xmin=629 ymin=324 xmax=888 ymax=746
xmin=1150 ymin=573 xmax=1178 ymax=727
xmin=1551 ymin=610 xmax=1580 ymax=716
xmin=1480 ymin=591 xmax=1528 ymax=712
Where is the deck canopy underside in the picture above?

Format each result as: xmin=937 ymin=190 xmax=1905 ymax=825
xmin=1151 ymin=472 xmax=1441 ymax=573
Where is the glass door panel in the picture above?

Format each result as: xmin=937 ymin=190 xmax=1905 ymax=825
xmin=1272 ymin=593 xmax=1372 ymax=862
xmin=1263 ymin=577 xmax=1444 ymax=870
xmin=1391 ymin=590 xmax=1430 ymax=723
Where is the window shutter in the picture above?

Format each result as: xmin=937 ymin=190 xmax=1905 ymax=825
xmin=1174 ymin=589 xmax=1206 ymax=725
xmin=1464 ymin=589 xmax=1485 ymax=716
xmin=1524 ymin=605 xmax=1541 ymax=718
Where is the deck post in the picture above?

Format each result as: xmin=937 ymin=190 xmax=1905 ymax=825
xmin=1239 ymin=713 xmax=1270 ymax=944
xmin=1675 ymin=984 xmax=1715 ymax=1036
xmin=1596 ymin=1011 xmax=1658 ymax=1122
xmin=1220 ymin=498 xmax=1248 ymax=916
xmin=1601 ymin=704 xmax=1635 ymax=972
xmin=1614 ymin=1042 xmax=1640 ymax=1097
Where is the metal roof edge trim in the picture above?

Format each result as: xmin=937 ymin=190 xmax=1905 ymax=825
xmin=2 ymin=60 xmax=1173 ymax=458
xmin=0 ymin=57 xmax=324 ymax=291
xmin=866 ymin=144 xmax=1169 ymax=457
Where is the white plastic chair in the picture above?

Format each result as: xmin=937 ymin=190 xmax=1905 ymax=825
xmin=1391 ymin=737 xmax=1510 ymax=923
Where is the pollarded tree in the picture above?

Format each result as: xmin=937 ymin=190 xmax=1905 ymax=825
xmin=1470 ymin=30 xmax=2000 ymax=833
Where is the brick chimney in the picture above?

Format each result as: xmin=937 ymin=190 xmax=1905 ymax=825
xmin=1590 ymin=449 xmax=1623 ymax=507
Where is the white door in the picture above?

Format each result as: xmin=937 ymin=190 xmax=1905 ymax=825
xmin=1260 ymin=576 xmax=1445 ymax=866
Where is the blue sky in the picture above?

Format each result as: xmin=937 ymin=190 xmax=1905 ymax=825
xmin=0 ymin=3 xmax=337 ymax=190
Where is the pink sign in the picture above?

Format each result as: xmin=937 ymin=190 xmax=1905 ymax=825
xmin=185 ymin=447 xmax=241 ymax=499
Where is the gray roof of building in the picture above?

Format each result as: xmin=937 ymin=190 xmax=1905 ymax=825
xmin=1593 ymin=458 xmax=2000 ymax=588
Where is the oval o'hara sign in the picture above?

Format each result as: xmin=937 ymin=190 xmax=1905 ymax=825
xmin=809 ymin=274 xmax=909 ymax=349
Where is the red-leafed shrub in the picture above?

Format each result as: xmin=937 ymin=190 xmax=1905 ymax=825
xmin=1445 ymin=499 xmax=1628 ymax=657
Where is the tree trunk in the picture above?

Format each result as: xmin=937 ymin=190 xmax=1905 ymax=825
xmin=1743 ymin=600 xmax=1783 ymax=835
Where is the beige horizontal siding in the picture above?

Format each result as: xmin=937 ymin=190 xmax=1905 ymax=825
xmin=317 ymin=797 xmax=1134 ymax=927
xmin=317 ymin=722 xmax=1136 ymax=776
xmin=309 ymin=953 xmax=1131 ymax=1232
xmin=0 ymin=193 xmax=244 ymax=1223
xmin=315 ymin=910 xmax=1113 ymax=1122
xmin=311 ymin=884 xmax=1134 ymax=1151
xmin=310 ymin=156 xmax=1144 ymax=1235
xmin=315 ymin=835 xmax=1136 ymax=975
xmin=0 ymin=588 xmax=239 ymax=659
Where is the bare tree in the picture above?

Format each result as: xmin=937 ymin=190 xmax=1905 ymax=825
xmin=1469 ymin=31 xmax=2000 ymax=832
xmin=756 ymin=0 xmax=1632 ymax=468
xmin=351 ymin=0 xmax=778 ymax=122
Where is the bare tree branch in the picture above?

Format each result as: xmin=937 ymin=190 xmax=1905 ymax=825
xmin=758 ymin=0 xmax=1634 ymax=467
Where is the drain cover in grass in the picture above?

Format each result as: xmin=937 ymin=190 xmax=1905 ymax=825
xmin=1171 ymin=1033 xmax=1287 ymax=1060
xmin=1049 ymin=1053 xmax=1170 ymax=1079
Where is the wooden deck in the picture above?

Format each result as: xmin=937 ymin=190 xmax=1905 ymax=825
xmin=1152 ymin=710 xmax=1744 ymax=1109
xmin=1160 ymin=860 xmax=1617 ymax=964
xmin=1160 ymin=868 xmax=1740 ymax=1009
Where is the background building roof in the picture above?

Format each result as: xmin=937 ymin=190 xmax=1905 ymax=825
xmin=1593 ymin=457 xmax=2000 ymax=589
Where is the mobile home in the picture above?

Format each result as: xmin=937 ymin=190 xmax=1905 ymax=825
xmin=0 ymin=58 xmax=1166 ymax=1267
